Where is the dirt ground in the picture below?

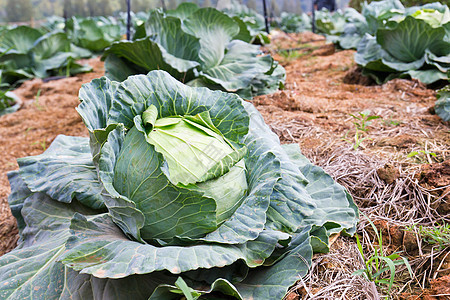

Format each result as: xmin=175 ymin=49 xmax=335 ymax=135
xmin=0 ymin=33 xmax=449 ymax=299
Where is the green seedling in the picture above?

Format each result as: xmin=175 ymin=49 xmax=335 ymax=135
xmin=349 ymin=111 xmax=381 ymax=132
xmin=33 ymin=89 xmax=43 ymax=111
xmin=24 ymin=127 xmax=34 ymax=138
xmin=382 ymin=118 xmax=401 ymax=127
xmin=342 ymin=129 xmax=372 ymax=150
xmin=343 ymin=111 xmax=381 ymax=150
xmin=353 ymin=214 xmax=413 ymax=294
xmin=407 ymin=150 xmax=436 ymax=164
xmin=32 ymin=139 xmax=47 ymax=151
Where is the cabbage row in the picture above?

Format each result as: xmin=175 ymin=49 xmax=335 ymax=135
xmin=0 ymin=71 xmax=358 ymax=299
xmin=275 ymin=1 xmax=449 ymax=85
xmin=0 ymin=26 xmax=92 ymax=88
xmin=0 ymin=16 xmax=123 ymax=93
xmin=102 ymin=3 xmax=285 ymax=99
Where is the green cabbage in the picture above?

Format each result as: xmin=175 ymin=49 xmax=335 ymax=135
xmin=0 ymin=71 xmax=358 ymax=299
xmin=102 ymin=5 xmax=284 ymax=99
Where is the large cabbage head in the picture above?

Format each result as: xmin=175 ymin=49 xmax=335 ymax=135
xmin=1 ymin=70 xmax=358 ymax=299
xmin=112 ymin=104 xmax=248 ymax=240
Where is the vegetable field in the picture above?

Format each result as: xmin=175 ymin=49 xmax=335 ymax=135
xmin=0 ymin=1 xmax=449 ymax=299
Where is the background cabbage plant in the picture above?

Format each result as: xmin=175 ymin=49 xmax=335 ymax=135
xmin=0 ymin=26 xmax=91 ymax=86
xmin=218 ymin=0 xmax=270 ymax=44
xmin=0 ymin=70 xmax=357 ymax=299
xmin=102 ymin=4 xmax=285 ymax=99
xmin=355 ymin=2 xmax=450 ymax=84
xmin=66 ymin=17 xmax=122 ymax=52
xmin=277 ymin=12 xmax=312 ymax=33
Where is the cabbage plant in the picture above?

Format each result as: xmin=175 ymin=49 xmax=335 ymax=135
xmin=218 ymin=0 xmax=270 ymax=44
xmin=102 ymin=5 xmax=284 ymax=99
xmin=0 ymin=26 xmax=91 ymax=86
xmin=0 ymin=71 xmax=357 ymax=299
xmin=355 ymin=3 xmax=450 ymax=84
xmin=277 ymin=12 xmax=312 ymax=33
xmin=66 ymin=17 xmax=122 ymax=52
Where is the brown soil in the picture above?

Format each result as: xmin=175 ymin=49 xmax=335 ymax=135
xmin=419 ymin=160 xmax=450 ymax=215
xmin=1 ymin=32 xmax=450 ymax=298
xmin=0 ymin=57 xmax=104 ymax=256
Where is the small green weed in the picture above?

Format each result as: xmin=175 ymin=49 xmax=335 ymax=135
xmin=342 ymin=130 xmax=372 ymax=150
xmin=278 ymin=49 xmax=310 ymax=61
xmin=382 ymin=118 xmax=401 ymax=127
xmin=406 ymin=150 xmax=436 ymax=164
xmin=24 ymin=127 xmax=34 ymax=138
xmin=32 ymin=139 xmax=47 ymax=151
xmin=407 ymin=223 xmax=450 ymax=250
xmin=343 ymin=110 xmax=380 ymax=150
xmin=349 ymin=111 xmax=381 ymax=132
xmin=353 ymin=215 xmax=413 ymax=294
xmin=33 ymin=89 xmax=44 ymax=111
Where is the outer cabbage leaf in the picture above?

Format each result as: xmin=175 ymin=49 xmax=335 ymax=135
xmin=377 ymin=16 xmax=449 ymax=62
xmin=197 ymin=40 xmax=274 ymax=92
xmin=406 ymin=69 xmax=449 ymax=84
xmin=281 ymin=143 xmax=358 ymax=236
xmin=0 ymin=26 xmax=42 ymax=54
xmin=166 ymin=2 xmax=200 ymax=20
xmin=355 ymin=34 xmax=396 ymax=72
xmin=77 ymin=77 xmax=121 ymax=164
xmin=17 ymin=135 xmax=105 ymax=210
xmin=362 ymin=0 xmax=405 ymax=34
xmin=103 ymin=38 xmax=199 ymax=82
xmin=336 ymin=8 xmax=369 ymax=50
xmin=143 ymin=10 xmax=201 ymax=64
xmin=182 ymin=8 xmax=240 ymax=69
xmin=435 ymin=85 xmax=450 ymax=121
xmin=0 ymin=191 xmax=170 ymax=300
xmin=243 ymin=102 xmax=358 ymax=235
xmin=235 ymin=227 xmax=313 ymax=299
xmin=60 ymin=213 xmax=289 ymax=278
xmin=7 ymin=171 xmax=31 ymax=234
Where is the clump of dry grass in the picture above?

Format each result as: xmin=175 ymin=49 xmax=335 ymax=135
xmin=309 ymin=144 xmax=450 ymax=225
xmin=285 ymin=237 xmax=380 ymax=300
xmin=293 ymin=142 xmax=450 ymax=298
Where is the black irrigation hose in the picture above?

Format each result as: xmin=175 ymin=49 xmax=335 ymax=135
xmin=272 ymin=44 xmax=322 ymax=53
xmin=126 ymin=0 xmax=131 ymax=40
xmin=261 ymin=0 xmax=270 ymax=34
